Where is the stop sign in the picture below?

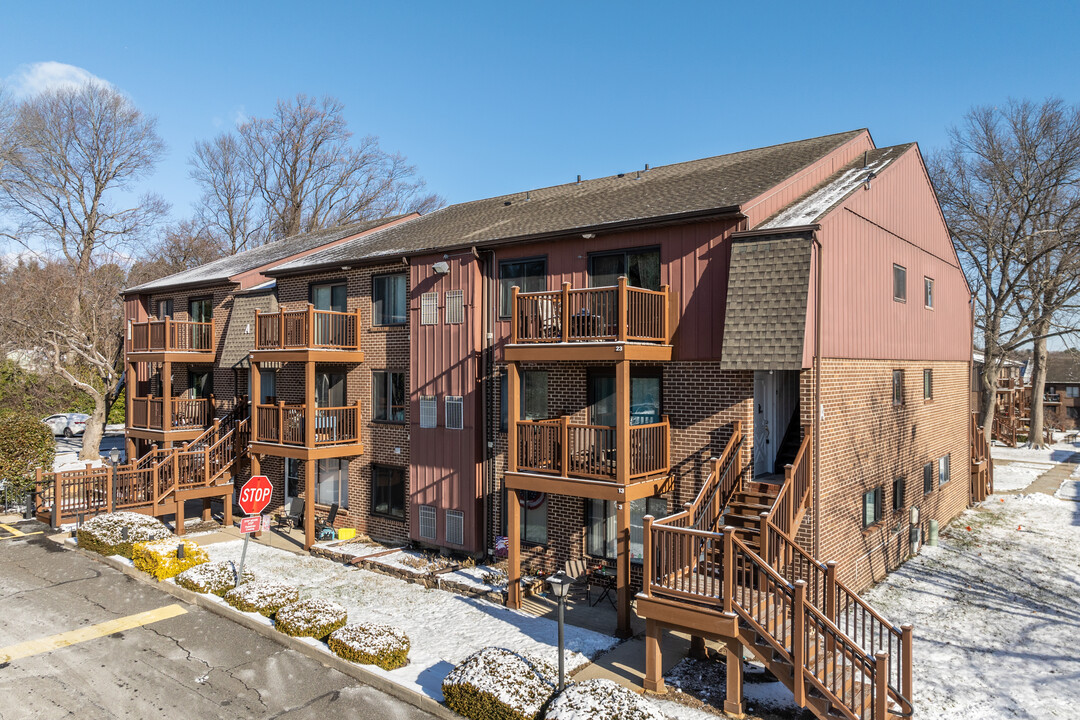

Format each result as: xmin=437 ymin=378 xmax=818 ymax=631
xmin=238 ymin=475 xmax=273 ymax=516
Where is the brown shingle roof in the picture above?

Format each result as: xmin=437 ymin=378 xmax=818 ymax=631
xmin=1045 ymin=351 xmax=1080 ymax=384
xmin=269 ymin=130 xmax=865 ymax=274
xmin=124 ymin=216 xmax=409 ymax=294
xmin=720 ymin=233 xmax=812 ymax=371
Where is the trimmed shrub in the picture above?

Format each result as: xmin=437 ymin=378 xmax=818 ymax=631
xmin=175 ymin=560 xmax=254 ymax=596
xmin=443 ymin=647 xmax=557 ymax=720
xmin=545 ymin=679 xmax=665 ymax=720
xmin=224 ymin=581 xmax=300 ymax=616
xmin=328 ymin=623 xmax=410 ymax=670
xmin=132 ymin=538 xmax=209 ymax=580
xmin=274 ymin=598 xmax=348 ymax=640
xmin=0 ymin=408 xmax=55 ymax=497
xmin=77 ymin=512 xmax=171 ymax=558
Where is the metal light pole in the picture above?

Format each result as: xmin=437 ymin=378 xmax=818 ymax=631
xmin=547 ymin=571 xmax=573 ymax=692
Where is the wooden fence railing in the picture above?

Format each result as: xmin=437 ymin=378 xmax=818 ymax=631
xmin=130 ymin=396 xmax=213 ymax=431
xmin=130 ymin=318 xmax=214 ymax=353
xmin=970 ymin=412 xmax=993 ymax=502
xmin=254 ymin=402 xmax=361 ymax=446
xmin=254 ymin=305 xmax=360 ymax=350
xmin=511 ymin=277 xmax=670 ymax=344
xmin=515 ymin=416 xmax=670 ymax=480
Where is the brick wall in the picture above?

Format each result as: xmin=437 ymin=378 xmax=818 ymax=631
xmin=254 ymin=264 xmax=411 ymax=544
xmin=492 ymin=360 xmax=753 ymax=579
xmin=809 ymin=359 xmax=970 ymax=592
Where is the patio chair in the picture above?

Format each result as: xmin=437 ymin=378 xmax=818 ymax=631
xmin=315 ymin=503 xmax=339 ymax=540
xmin=536 ymin=297 xmax=561 ymax=340
xmin=563 ymin=558 xmax=591 ymax=602
xmin=277 ymin=498 xmax=304 ymax=530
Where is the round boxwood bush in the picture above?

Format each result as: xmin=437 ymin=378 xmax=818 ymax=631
xmin=175 ymin=560 xmax=254 ymax=596
xmin=545 ymin=678 xmax=665 ymax=719
xmin=77 ymin=512 xmax=171 ymax=558
xmin=223 ymin=581 xmax=300 ymax=616
xmin=0 ymin=408 xmax=54 ymax=498
xmin=274 ymin=598 xmax=348 ymax=640
xmin=328 ymin=623 xmax=410 ymax=670
xmin=443 ymin=647 xmax=557 ymax=720
xmin=132 ymin=538 xmax=209 ymax=580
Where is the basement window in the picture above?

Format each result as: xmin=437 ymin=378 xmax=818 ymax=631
xmin=893 ymin=477 xmax=906 ymax=511
xmin=923 ymin=369 xmax=933 ymax=401
xmin=892 ymin=370 xmax=905 ymax=406
xmin=863 ymin=487 xmax=883 ymax=528
xmin=939 ymin=454 xmax=951 ymax=486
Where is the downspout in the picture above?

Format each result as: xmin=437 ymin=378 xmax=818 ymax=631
xmin=812 ymin=231 xmax=823 ymax=560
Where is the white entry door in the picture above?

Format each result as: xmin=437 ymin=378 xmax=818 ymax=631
xmin=753 ymin=370 xmax=799 ymax=477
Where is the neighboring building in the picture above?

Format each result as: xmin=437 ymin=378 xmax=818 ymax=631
xmin=1044 ymin=351 xmax=1080 ymax=429
xmin=110 ymin=130 xmax=974 ymax=716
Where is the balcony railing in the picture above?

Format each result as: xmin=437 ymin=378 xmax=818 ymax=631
xmin=130 ymin=396 xmax=213 ymax=431
xmin=254 ymin=401 xmax=362 ymax=447
xmin=254 ymin=305 xmax=359 ymax=351
xmin=130 ymin=318 xmax=214 ymax=353
xmin=515 ymin=415 xmax=670 ymax=481
xmin=511 ymin=277 xmax=669 ymax=345
xmin=1045 ymin=393 xmax=1062 ymax=404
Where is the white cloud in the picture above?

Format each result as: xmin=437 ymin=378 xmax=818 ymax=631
xmin=6 ymin=61 xmax=111 ymax=98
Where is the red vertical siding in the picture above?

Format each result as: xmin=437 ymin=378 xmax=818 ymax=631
xmin=813 ymin=146 xmax=970 ymax=362
xmin=409 ymin=253 xmax=484 ymax=552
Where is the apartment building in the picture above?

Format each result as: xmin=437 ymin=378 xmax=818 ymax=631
xmin=119 ymin=130 xmax=973 ymax=649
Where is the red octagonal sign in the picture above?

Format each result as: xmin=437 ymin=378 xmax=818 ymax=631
xmin=238 ymin=475 xmax=273 ymax=516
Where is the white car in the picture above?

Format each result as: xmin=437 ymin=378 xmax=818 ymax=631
xmin=42 ymin=413 xmax=90 ymax=437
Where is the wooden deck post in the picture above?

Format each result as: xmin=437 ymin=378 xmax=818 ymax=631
xmin=163 ymin=316 xmax=171 ymax=351
xmin=507 ymin=363 xmax=520 ymax=473
xmin=616 ymin=498 xmax=632 ymax=638
xmin=660 ymin=284 xmax=670 ymax=343
xmin=644 ymin=619 xmax=665 ymax=693
xmin=617 ymin=276 xmax=628 ymax=342
xmin=901 ymin=624 xmax=914 ymax=706
xmin=278 ymin=308 xmax=285 ymax=350
xmin=305 ymin=360 xmax=316 ymax=448
xmin=306 ymin=303 xmax=315 ymax=347
xmin=642 ymin=515 xmax=654 ymax=598
xmin=507 ymin=486 xmax=522 ymax=609
xmin=759 ymin=511 xmax=770 ymax=566
xmin=510 ymin=286 xmax=520 ymax=344
xmin=874 ymin=652 xmax=889 ymax=720
xmin=825 ymin=560 xmax=838 ymax=658
xmin=106 ymin=463 xmax=114 ymax=513
xmin=722 ymin=526 xmax=735 ymax=614
xmin=560 ymin=282 xmax=571 ymax=342
xmin=559 ymin=415 xmax=569 ymax=476
xmin=278 ymin=401 xmax=286 ymax=444
xmin=616 ymin=360 xmax=630 ymax=486
xmin=162 ymin=360 xmax=173 ymax=431
xmin=724 ymin=636 xmax=745 ymax=717
xmin=709 ymin=457 xmax=721 ymax=530
xmin=304 ymin=458 xmax=315 ymax=550
xmin=253 ymin=309 xmax=260 ymax=348
xmin=792 ymin=580 xmax=807 ymax=707
xmin=784 ymin=464 xmax=795 ymax=530
xmin=52 ymin=468 xmax=62 ymax=529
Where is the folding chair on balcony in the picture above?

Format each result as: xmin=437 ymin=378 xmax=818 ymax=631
xmin=536 ymin=297 xmax=561 ymax=340
xmin=315 ymin=503 xmax=339 ymax=541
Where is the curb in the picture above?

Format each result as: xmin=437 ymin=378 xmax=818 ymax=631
xmin=55 ymin=536 xmax=460 ymax=720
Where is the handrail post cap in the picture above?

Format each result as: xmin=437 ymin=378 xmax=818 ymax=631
xmin=722 ymin=525 xmax=736 ymax=533
xmin=826 ymin=560 xmax=838 ymax=567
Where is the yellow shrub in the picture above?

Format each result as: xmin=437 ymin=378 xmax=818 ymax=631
xmin=132 ymin=539 xmax=208 ymax=580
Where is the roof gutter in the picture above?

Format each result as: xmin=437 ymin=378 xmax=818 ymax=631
xmin=264 ymin=205 xmax=745 ymax=278
xmin=121 ymin=278 xmax=238 ymax=297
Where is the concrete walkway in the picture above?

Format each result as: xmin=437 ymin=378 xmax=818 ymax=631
xmin=998 ymin=451 xmax=1080 ymax=497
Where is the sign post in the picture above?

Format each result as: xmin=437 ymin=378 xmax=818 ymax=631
xmin=235 ymin=475 xmax=273 ymax=587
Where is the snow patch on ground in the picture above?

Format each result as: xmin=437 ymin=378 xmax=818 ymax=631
xmin=990 ymin=439 xmax=1080 ymax=464
xmin=201 ymin=540 xmax=617 ymax=702
xmin=860 ymin=492 xmax=1080 ymax=719
xmin=990 ymin=461 xmax=1054 ymax=491
xmin=1055 ymin=477 xmax=1080 ymax=501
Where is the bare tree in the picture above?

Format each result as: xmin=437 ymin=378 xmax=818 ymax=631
xmin=0 ymin=82 xmax=166 ymax=459
xmin=190 ymin=133 xmax=264 ymax=254
xmin=190 ymin=94 xmax=443 ymax=247
xmin=930 ymin=98 xmax=1080 ymax=442
xmin=127 ymin=219 xmax=224 ymax=288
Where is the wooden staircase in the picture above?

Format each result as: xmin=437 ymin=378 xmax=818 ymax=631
xmin=640 ymin=422 xmax=914 ymax=720
xmin=34 ymin=404 xmax=250 ymax=531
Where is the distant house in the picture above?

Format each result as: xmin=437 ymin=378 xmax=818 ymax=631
xmin=1044 ymin=351 xmax=1080 ymax=429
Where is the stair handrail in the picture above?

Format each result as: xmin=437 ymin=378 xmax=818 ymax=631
xmin=727 ymin=532 xmax=913 ymax=719
xmin=655 ymin=421 xmax=743 ymax=530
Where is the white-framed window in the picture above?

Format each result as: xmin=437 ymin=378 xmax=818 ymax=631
xmin=939 ymin=454 xmax=951 ymax=486
xmin=316 ymin=458 xmax=347 ymax=509
xmin=893 ymin=264 xmax=907 ymax=302
xmin=418 ymin=505 xmax=437 ymax=540
xmin=445 ymin=510 xmax=464 ymax=545
xmin=924 ymin=277 xmax=934 ymax=308
xmin=421 ymin=292 xmax=439 ymax=325
xmin=419 ymin=395 xmax=437 ymax=428
xmin=445 ymin=396 xmax=464 ymax=430
xmin=1067 ymin=386 xmax=1080 ymax=398
xmin=445 ymin=290 xmax=464 ymax=324
xmin=286 ymin=457 xmax=301 ymax=500
xmin=863 ymin=487 xmax=883 ymax=528
xmin=892 ymin=369 xmax=904 ymax=405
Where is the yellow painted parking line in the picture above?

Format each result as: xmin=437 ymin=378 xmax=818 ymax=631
xmin=0 ymin=603 xmax=188 ymax=663
xmin=0 ymin=523 xmax=43 ymax=539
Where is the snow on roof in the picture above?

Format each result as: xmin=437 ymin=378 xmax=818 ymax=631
xmin=759 ymin=146 xmax=905 ymax=230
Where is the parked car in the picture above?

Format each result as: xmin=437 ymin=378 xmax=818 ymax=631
xmin=41 ymin=413 xmax=90 ymax=437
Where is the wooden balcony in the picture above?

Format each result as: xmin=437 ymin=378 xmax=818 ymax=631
xmin=1044 ymin=392 xmax=1062 ymax=405
xmin=506 ymin=415 xmax=671 ymax=501
xmin=127 ymin=396 xmax=214 ymax=442
xmin=251 ymin=305 xmax=364 ymax=363
xmin=249 ymin=401 xmax=364 ymax=460
xmin=128 ymin=318 xmax=216 ymax=361
xmin=505 ymin=277 xmax=674 ymax=362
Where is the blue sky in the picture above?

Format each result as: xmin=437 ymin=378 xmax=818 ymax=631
xmin=3 ymin=1 xmax=1079 ymax=222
